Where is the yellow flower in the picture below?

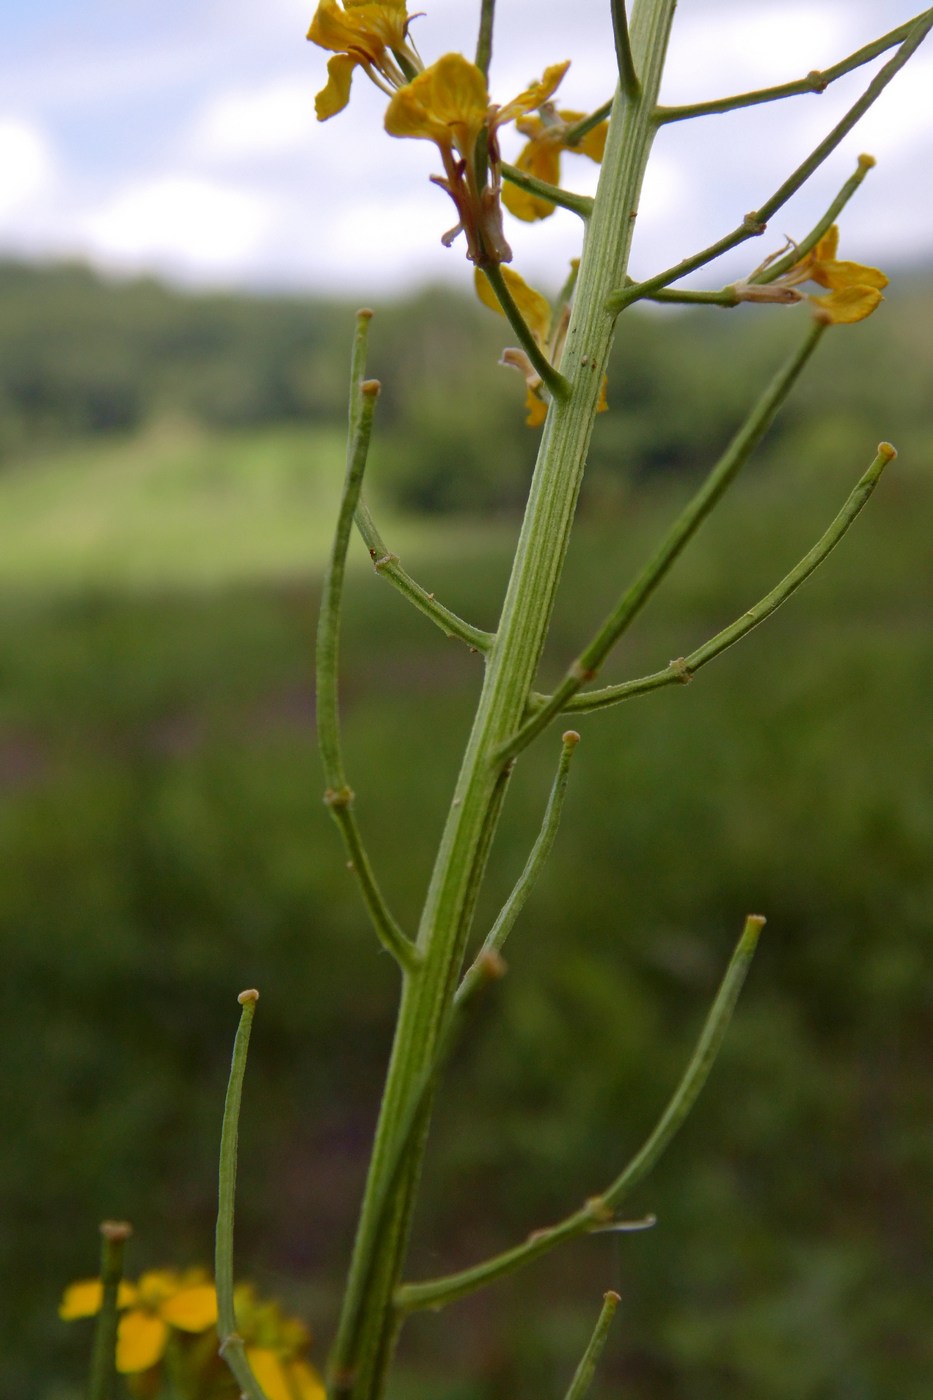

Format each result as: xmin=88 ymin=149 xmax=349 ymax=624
xmin=59 ymin=1269 xmax=217 ymax=1373
xmin=307 ymin=0 xmax=419 ymax=120
xmin=503 ymin=108 xmax=608 ymax=222
xmin=794 ymin=225 xmax=888 ymax=323
xmin=475 ymin=264 xmax=607 ymax=427
xmin=234 ymin=1283 xmax=326 ymax=1400
xmin=384 ymin=53 xmax=569 ymax=265
xmin=385 ymin=51 xmax=490 ymax=155
xmin=59 ymin=1278 xmax=137 ymax=1319
xmin=734 ymin=226 xmax=888 ymax=324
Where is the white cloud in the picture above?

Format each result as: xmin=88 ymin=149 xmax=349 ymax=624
xmin=663 ymin=4 xmax=846 ymax=102
xmin=78 ymin=176 xmax=277 ymax=278
xmin=188 ymin=80 xmax=316 ymax=163
xmin=0 ymin=117 xmax=56 ymax=223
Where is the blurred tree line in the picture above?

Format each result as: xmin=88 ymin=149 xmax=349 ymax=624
xmin=2 ymin=257 xmax=931 ymax=512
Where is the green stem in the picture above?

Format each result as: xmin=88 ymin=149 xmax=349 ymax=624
xmin=327 ymin=6 xmax=679 ymax=1396
xmin=554 ymin=442 xmax=896 ymax=715
xmin=638 ymin=150 xmax=877 ymax=307
xmin=87 ymin=1221 xmax=132 ymax=1400
xmin=475 ymin=0 xmax=495 ymax=79
xmin=611 ymin=10 xmax=933 ymax=313
xmin=500 ymin=162 xmax=593 ymax=219
xmin=215 ymin=991 xmax=268 ymax=1400
xmin=641 ymin=286 xmax=740 ymax=306
xmin=481 ymin=263 xmax=572 ymax=400
xmin=353 ymin=496 xmax=493 ymax=651
xmin=564 ymin=101 xmax=613 ymax=148
xmin=498 ymin=321 xmax=825 ymax=760
xmin=455 ymin=730 xmax=580 ymax=1006
xmin=656 ymin=12 xmax=932 ymax=123
xmin=751 ymin=154 xmax=876 ymax=286
xmin=396 ymin=916 xmax=764 ymax=1314
xmin=339 ymin=950 xmax=507 ymax=1341
xmin=563 ymin=1292 xmax=621 ymax=1400
xmin=316 ymin=316 xmax=419 ymax=972
xmin=612 ymin=0 xmax=640 ymax=100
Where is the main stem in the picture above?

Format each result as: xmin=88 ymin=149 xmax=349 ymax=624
xmin=327 ymin=5 xmax=677 ymax=1395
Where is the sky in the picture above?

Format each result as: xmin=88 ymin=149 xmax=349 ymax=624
xmin=1 ymin=1 xmax=931 ymax=298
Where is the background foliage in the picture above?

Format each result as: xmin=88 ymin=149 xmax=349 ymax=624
xmin=2 ymin=260 xmax=930 ymax=1399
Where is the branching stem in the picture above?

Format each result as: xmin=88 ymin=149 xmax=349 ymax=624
xmin=482 ymin=262 xmax=572 ymax=400
xmin=500 ymin=162 xmax=593 ymax=219
xmin=555 ymin=442 xmax=896 ymax=715
xmin=396 ymin=916 xmax=764 ymax=1313
xmin=327 ymin=8 xmax=680 ymax=1393
xmin=611 ymin=1 xmax=640 ymax=100
xmin=564 ymin=102 xmax=613 ymax=148
xmin=316 ymin=313 xmax=420 ymax=972
xmin=497 ymin=322 xmax=826 ymax=762
xmin=656 ymin=12 xmax=932 ymax=123
xmin=611 ymin=11 xmax=933 ymax=312
xmin=354 ymin=496 xmax=493 ymax=651
xmin=456 ymin=730 xmax=580 ymax=1006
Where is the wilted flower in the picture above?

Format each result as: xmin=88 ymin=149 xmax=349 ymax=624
xmin=733 ymin=225 xmax=888 ymax=324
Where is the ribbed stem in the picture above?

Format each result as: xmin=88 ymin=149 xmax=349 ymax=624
xmin=326 ymin=5 xmax=678 ymax=1398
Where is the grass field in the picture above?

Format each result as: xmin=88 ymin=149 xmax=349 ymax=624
xmin=0 ymin=424 xmax=515 ymax=591
xmin=3 ymin=417 xmax=932 ymax=1400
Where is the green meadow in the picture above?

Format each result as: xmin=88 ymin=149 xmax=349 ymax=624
xmin=2 ymin=263 xmax=931 ymax=1399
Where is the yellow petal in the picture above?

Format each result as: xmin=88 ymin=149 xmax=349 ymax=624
xmin=160 ymin=1283 xmax=218 ymax=1332
xmin=385 ymin=53 xmax=488 ymax=149
xmin=810 ymin=285 xmax=884 ymax=324
xmin=315 ymin=53 xmax=358 ymax=120
xmin=288 ymin=1359 xmax=327 ymax=1399
xmin=247 ymin=1347 xmax=293 ymax=1400
xmin=116 ymin=1311 xmax=169 ymax=1373
xmin=59 ymin=1279 xmax=137 ymax=1319
xmin=497 ymin=61 xmax=570 ymax=126
xmin=812 ymin=225 xmax=839 ymax=264
xmin=524 ymin=388 xmax=548 ymax=428
xmin=308 ymin=0 xmax=407 ymax=63
xmin=502 ymin=140 xmax=561 ymax=221
xmin=568 ymin=115 xmax=608 ymax=164
xmin=136 ymin=1270 xmax=182 ymax=1306
xmin=809 ymin=258 xmax=888 ymax=292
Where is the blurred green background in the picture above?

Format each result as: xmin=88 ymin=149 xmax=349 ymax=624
xmin=2 ymin=259 xmax=931 ymax=1399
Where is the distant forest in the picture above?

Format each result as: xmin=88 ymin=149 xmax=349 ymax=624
xmin=2 ymin=257 xmax=931 ymax=512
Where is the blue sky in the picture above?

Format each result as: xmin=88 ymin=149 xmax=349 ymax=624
xmin=2 ymin=1 xmax=931 ymax=296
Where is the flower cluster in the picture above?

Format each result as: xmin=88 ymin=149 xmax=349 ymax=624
xmin=384 ymin=53 xmax=569 ymax=265
xmin=307 ymin=5 xmax=890 ymax=431
xmin=60 ymin=1269 xmax=324 ymax=1400
xmin=307 ymin=0 xmax=575 ymax=265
